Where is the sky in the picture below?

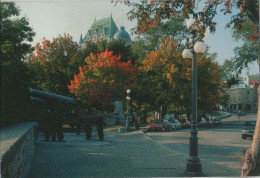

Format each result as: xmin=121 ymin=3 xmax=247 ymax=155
xmin=5 ymin=0 xmax=258 ymax=77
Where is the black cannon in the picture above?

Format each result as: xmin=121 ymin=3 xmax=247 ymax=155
xmin=30 ymin=88 xmax=76 ymax=142
xmin=29 ymin=88 xmax=116 ymax=141
xmin=29 ymin=88 xmax=75 ymax=106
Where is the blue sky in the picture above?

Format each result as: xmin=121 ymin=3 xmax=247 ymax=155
xmin=8 ymin=0 xmax=258 ymax=76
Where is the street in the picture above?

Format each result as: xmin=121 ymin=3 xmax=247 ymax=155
xmin=145 ymin=113 xmax=256 ymax=172
xmin=28 ymin=113 xmax=256 ymax=177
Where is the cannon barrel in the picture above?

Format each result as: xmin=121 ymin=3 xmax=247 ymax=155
xmin=29 ymin=88 xmax=75 ymax=104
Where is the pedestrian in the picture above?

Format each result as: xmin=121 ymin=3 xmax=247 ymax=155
xmin=237 ymin=111 xmax=240 ymax=119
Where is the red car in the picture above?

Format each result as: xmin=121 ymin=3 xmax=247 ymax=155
xmin=179 ymin=120 xmax=191 ymax=128
xmin=146 ymin=120 xmax=172 ymax=132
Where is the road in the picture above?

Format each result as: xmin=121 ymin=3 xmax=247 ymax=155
xmin=145 ymin=113 xmax=257 ymax=173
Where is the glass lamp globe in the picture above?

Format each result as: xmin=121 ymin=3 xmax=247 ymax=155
xmin=194 ymin=41 xmax=206 ymax=54
xmin=186 ymin=19 xmax=196 ymax=30
xmin=182 ymin=49 xmax=193 ymax=59
xmin=126 ymin=96 xmax=131 ymax=100
xmin=126 ymin=89 xmax=131 ymax=94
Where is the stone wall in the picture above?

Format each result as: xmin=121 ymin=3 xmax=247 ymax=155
xmin=0 ymin=122 xmax=37 ymax=178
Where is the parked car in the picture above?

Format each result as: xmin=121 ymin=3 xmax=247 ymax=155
xmin=209 ymin=117 xmax=222 ymax=125
xmin=197 ymin=118 xmax=210 ymax=127
xmin=171 ymin=119 xmax=182 ymax=130
xmin=164 ymin=114 xmax=175 ymax=122
xmin=146 ymin=119 xmax=172 ymax=132
xmin=179 ymin=120 xmax=190 ymax=128
xmin=242 ymin=119 xmax=256 ymax=139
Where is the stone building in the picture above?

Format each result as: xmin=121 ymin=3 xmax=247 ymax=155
xmin=79 ymin=15 xmax=131 ymax=48
xmin=227 ymin=76 xmax=258 ymax=112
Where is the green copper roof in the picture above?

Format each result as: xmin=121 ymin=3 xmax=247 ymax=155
xmin=86 ymin=16 xmax=118 ymax=39
xmin=114 ymin=26 xmax=131 ymax=41
xmin=79 ymin=34 xmax=84 ymax=44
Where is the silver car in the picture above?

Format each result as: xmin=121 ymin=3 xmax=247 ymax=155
xmin=171 ymin=119 xmax=182 ymax=130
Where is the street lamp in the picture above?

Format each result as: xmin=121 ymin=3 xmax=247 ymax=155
xmin=125 ymin=89 xmax=131 ymax=132
xmin=182 ymin=19 xmax=207 ymax=176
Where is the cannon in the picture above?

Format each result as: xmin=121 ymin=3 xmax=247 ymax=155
xmin=29 ymin=88 xmax=75 ymax=106
xmin=29 ymin=88 xmax=116 ymax=141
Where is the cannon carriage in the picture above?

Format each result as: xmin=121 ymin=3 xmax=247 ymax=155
xmin=30 ymin=88 xmax=116 ymax=141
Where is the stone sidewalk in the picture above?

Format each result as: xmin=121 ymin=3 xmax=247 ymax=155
xmin=29 ymin=128 xmax=240 ymax=177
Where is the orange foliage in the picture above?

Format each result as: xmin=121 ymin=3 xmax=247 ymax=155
xmin=68 ymin=49 xmax=135 ymax=108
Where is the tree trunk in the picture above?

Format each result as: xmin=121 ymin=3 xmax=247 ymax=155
xmin=241 ymin=10 xmax=260 ymax=175
xmin=241 ymin=87 xmax=260 ymax=176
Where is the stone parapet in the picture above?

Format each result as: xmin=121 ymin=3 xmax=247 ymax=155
xmin=0 ymin=122 xmax=37 ymax=178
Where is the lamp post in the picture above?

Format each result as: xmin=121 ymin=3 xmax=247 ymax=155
xmin=182 ymin=19 xmax=207 ymax=176
xmin=125 ymin=89 xmax=131 ymax=132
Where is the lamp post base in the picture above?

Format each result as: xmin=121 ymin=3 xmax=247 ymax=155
xmin=184 ymin=162 xmax=203 ymax=177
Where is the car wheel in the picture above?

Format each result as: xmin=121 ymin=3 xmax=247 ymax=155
xmin=242 ymin=135 xmax=247 ymax=139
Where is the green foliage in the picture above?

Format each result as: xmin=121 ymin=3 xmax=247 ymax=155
xmin=123 ymin=0 xmax=258 ymax=36
xmin=221 ymin=58 xmax=236 ymax=78
xmin=230 ymin=17 xmax=259 ymax=74
xmin=233 ymin=42 xmax=258 ymax=74
xmin=81 ymin=39 xmax=136 ymax=64
xmin=1 ymin=2 xmax=35 ymax=127
xmin=26 ymin=34 xmax=82 ymax=96
xmin=136 ymin=38 xmax=224 ymax=117
xmin=249 ymin=73 xmax=259 ymax=81
xmin=131 ymin=14 xmax=189 ymax=64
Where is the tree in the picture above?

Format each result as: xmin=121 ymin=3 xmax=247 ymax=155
xmin=26 ymin=34 xmax=82 ymax=96
xmin=231 ymin=17 xmax=259 ymax=74
xmin=138 ymin=38 xmax=224 ymax=119
xmin=131 ymin=14 xmax=189 ymax=64
xmin=68 ymin=49 xmax=135 ymax=113
xmin=250 ymin=74 xmax=259 ymax=82
xmin=122 ymin=0 xmax=258 ymax=35
xmin=117 ymin=0 xmax=259 ymax=175
xmin=1 ymin=2 xmax=35 ymax=127
xmin=80 ymin=39 xmax=136 ymax=64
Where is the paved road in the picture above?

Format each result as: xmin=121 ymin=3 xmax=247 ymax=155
xmin=29 ymin=125 xmax=240 ymax=177
xmin=29 ymin=129 xmax=184 ymax=177
xmin=145 ymin=113 xmax=256 ymax=173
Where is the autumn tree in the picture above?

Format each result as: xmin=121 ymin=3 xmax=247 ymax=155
xmin=138 ymin=38 xmax=224 ymax=119
xmin=80 ymin=39 xmax=136 ymax=64
xmin=1 ymin=2 xmax=35 ymax=127
xmin=131 ymin=13 xmax=189 ymax=63
xmin=119 ymin=0 xmax=259 ymax=176
xmin=26 ymin=34 xmax=82 ymax=96
xmin=68 ymin=49 xmax=135 ymax=113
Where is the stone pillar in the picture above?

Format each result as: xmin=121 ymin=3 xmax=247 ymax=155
xmin=114 ymin=101 xmax=126 ymax=125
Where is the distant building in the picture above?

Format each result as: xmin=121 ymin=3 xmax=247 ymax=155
xmin=113 ymin=26 xmax=131 ymax=42
xmin=79 ymin=15 xmax=131 ymax=48
xmin=226 ymin=76 xmax=258 ymax=112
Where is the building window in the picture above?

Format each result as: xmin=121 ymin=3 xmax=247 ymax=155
xmin=238 ymin=104 xmax=242 ymax=110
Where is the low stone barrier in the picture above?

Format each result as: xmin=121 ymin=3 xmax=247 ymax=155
xmin=0 ymin=122 xmax=37 ymax=178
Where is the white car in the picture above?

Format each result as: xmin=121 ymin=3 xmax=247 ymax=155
xmin=171 ymin=119 xmax=182 ymax=130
